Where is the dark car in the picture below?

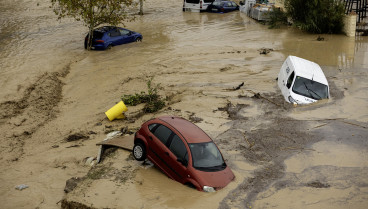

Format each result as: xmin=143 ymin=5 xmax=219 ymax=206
xmin=84 ymin=26 xmax=142 ymax=50
xmin=207 ymin=0 xmax=239 ymax=13
xmin=133 ymin=116 xmax=235 ymax=192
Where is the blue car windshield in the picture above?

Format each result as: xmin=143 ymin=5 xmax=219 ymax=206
xmin=189 ymin=142 xmax=226 ymax=172
xmin=292 ymin=76 xmax=329 ymax=100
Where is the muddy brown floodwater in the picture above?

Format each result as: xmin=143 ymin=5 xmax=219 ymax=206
xmin=0 ymin=0 xmax=367 ymax=209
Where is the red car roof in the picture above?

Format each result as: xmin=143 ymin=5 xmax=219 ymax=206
xmin=157 ymin=116 xmax=212 ymax=144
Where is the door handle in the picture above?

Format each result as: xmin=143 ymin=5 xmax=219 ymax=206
xmin=165 ymin=152 xmax=169 ymax=156
xmin=149 ymin=136 xmax=153 ymax=140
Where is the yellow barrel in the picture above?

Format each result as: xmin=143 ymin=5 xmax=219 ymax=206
xmin=105 ymin=101 xmax=128 ymax=121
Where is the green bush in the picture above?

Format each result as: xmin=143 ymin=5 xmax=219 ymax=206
xmin=268 ymin=7 xmax=288 ymax=29
xmin=121 ymin=77 xmax=165 ymax=113
xmin=285 ymin=0 xmax=345 ymax=33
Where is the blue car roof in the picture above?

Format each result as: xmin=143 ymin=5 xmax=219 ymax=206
xmin=94 ymin=26 xmax=121 ymax=33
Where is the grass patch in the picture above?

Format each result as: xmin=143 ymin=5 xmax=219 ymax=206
xmin=122 ymin=77 xmax=165 ymax=113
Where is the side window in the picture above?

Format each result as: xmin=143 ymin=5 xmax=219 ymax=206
xmin=286 ymin=71 xmax=295 ymax=89
xmin=148 ymin=123 xmax=159 ymax=132
xmin=120 ymin=29 xmax=130 ymax=36
xmin=169 ymin=135 xmax=188 ymax=164
xmin=186 ymin=0 xmax=200 ymax=3
xmin=153 ymin=125 xmax=172 ymax=145
xmin=110 ymin=29 xmax=120 ymax=37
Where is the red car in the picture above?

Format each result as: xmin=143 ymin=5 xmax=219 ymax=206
xmin=133 ymin=116 xmax=235 ymax=192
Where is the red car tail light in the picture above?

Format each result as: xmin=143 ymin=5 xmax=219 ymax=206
xmin=200 ymin=1 xmax=202 ymax=9
xmin=95 ymin=40 xmax=104 ymax=43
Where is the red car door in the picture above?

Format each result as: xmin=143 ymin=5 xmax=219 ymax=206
xmin=147 ymin=124 xmax=179 ymax=179
xmin=164 ymin=134 xmax=190 ymax=183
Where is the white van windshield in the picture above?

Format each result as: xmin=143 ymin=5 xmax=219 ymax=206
xmin=292 ymin=76 xmax=329 ymax=100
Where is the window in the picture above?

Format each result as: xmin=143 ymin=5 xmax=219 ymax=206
xmin=185 ymin=0 xmax=200 ymax=3
xmin=292 ymin=76 xmax=329 ymax=100
xmin=148 ymin=123 xmax=159 ymax=132
xmin=120 ymin=29 xmax=131 ymax=36
xmin=189 ymin=142 xmax=225 ymax=171
xmin=169 ymin=135 xmax=188 ymax=165
xmin=91 ymin=31 xmax=104 ymax=39
xmin=204 ymin=0 xmax=214 ymax=3
xmin=109 ymin=29 xmax=120 ymax=37
xmin=153 ymin=125 xmax=172 ymax=145
xmin=286 ymin=71 xmax=295 ymax=89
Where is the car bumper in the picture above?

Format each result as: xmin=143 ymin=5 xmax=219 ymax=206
xmin=90 ymin=43 xmax=107 ymax=50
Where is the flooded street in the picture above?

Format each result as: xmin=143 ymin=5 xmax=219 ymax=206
xmin=0 ymin=0 xmax=367 ymax=208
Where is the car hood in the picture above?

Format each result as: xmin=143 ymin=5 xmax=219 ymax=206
xmin=194 ymin=166 xmax=235 ymax=190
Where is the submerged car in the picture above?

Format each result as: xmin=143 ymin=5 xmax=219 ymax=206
xmin=133 ymin=116 xmax=235 ymax=192
xmin=84 ymin=26 xmax=142 ymax=50
xmin=277 ymin=56 xmax=330 ymax=104
xmin=207 ymin=0 xmax=239 ymax=13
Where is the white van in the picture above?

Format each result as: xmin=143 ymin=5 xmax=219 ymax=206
xmin=277 ymin=56 xmax=330 ymax=104
xmin=183 ymin=0 xmax=215 ymax=12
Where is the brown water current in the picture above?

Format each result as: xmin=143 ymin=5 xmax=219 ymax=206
xmin=0 ymin=0 xmax=368 ymax=208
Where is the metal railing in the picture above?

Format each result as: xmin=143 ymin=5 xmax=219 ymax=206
xmin=344 ymin=0 xmax=368 ymax=23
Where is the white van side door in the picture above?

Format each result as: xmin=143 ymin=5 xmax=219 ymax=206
xmin=279 ymin=61 xmax=295 ymax=101
xmin=278 ymin=62 xmax=289 ymax=96
xmin=285 ymin=69 xmax=295 ymax=99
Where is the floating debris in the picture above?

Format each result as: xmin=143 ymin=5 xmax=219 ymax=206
xmin=15 ymin=184 xmax=29 ymax=191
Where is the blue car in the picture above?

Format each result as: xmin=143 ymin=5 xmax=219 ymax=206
xmin=207 ymin=0 xmax=239 ymax=13
xmin=84 ymin=26 xmax=143 ymax=50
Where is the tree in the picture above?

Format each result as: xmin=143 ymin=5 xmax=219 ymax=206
xmin=139 ymin=0 xmax=144 ymax=15
xmin=51 ymin=0 xmax=136 ymax=50
xmin=284 ymin=0 xmax=345 ymax=34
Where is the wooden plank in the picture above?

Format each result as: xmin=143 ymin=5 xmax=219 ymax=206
xmin=96 ymin=135 xmax=134 ymax=151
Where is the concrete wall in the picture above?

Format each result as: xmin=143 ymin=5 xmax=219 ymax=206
xmin=344 ymin=13 xmax=357 ymax=37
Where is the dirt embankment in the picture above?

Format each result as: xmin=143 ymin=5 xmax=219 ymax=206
xmin=0 ymin=64 xmax=71 ymax=163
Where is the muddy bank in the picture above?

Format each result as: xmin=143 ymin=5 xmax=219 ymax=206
xmin=0 ymin=65 xmax=71 ymax=162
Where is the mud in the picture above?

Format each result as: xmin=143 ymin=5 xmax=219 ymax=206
xmin=0 ymin=65 xmax=70 ymax=162
xmin=0 ymin=0 xmax=367 ymax=209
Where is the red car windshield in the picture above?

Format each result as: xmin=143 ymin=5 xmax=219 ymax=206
xmin=189 ymin=142 xmax=226 ymax=172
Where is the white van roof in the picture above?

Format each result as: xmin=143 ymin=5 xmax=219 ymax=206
xmin=288 ymin=56 xmax=328 ymax=85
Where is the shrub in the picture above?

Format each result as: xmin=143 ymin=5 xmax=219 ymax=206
xmin=268 ymin=7 xmax=288 ymax=29
xmin=284 ymin=0 xmax=345 ymax=34
xmin=121 ymin=77 xmax=165 ymax=113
